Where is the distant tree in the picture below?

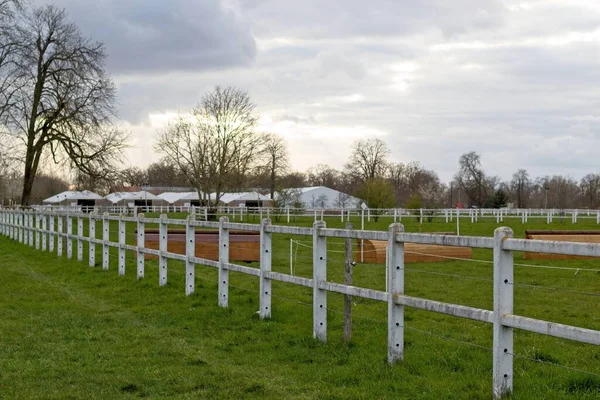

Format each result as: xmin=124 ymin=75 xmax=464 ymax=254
xmin=118 ymin=166 xmax=148 ymax=188
xmin=259 ymin=133 xmax=289 ymax=199
xmin=345 ymin=138 xmax=389 ymax=182
xmin=454 ymin=151 xmax=489 ymax=207
xmin=0 ymin=5 xmax=127 ymax=205
xmin=580 ymin=173 xmax=600 ymax=208
xmin=491 ymin=189 xmax=509 ymax=208
xmin=511 ymin=169 xmax=530 ymax=208
xmin=30 ymin=174 xmax=69 ymax=204
xmin=355 ymin=178 xmax=396 ymax=221
xmin=306 ymin=164 xmax=341 ymax=189
xmin=279 ymin=172 xmax=307 ymax=189
xmin=146 ymin=159 xmax=188 ymax=187
xmin=155 ymin=86 xmax=262 ymax=206
xmin=334 ymin=192 xmax=352 ymax=208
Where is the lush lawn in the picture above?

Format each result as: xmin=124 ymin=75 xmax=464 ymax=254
xmin=0 ymin=214 xmax=599 ymax=399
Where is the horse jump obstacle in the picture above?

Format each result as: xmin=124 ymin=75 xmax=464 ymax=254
xmin=143 ymin=229 xmax=260 ymax=262
xmin=525 ymin=230 xmax=600 ymax=260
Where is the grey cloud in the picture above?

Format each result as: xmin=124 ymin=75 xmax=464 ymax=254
xmin=35 ymin=0 xmax=256 ymax=73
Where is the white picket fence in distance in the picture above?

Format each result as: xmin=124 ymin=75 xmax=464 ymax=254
xmin=0 ymin=209 xmax=599 ymax=399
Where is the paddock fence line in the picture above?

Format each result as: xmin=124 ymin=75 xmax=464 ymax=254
xmin=0 ymin=209 xmax=599 ymax=399
xmin=14 ymin=204 xmax=600 ymax=226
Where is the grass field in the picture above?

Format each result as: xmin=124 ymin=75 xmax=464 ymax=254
xmin=0 ymin=214 xmax=599 ymax=399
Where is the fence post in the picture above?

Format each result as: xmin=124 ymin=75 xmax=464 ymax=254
xmin=185 ymin=215 xmax=195 ymax=295
xmin=493 ymin=227 xmax=514 ymax=399
xmin=388 ymin=223 xmax=405 ymax=363
xmin=67 ymin=214 xmax=73 ymax=259
xmin=102 ymin=213 xmax=109 ymax=270
xmin=159 ymin=214 xmax=168 ymax=286
xmin=89 ymin=212 xmax=96 ymax=267
xmin=22 ymin=211 xmax=28 ymax=246
xmin=49 ymin=214 xmax=55 ymax=252
xmin=313 ymin=220 xmax=327 ymax=342
xmin=57 ymin=215 xmax=63 ymax=256
xmin=344 ymin=221 xmax=353 ymax=343
xmin=18 ymin=212 xmax=23 ymax=243
xmin=218 ymin=216 xmax=229 ymax=307
xmin=35 ymin=213 xmax=40 ymax=249
xmin=77 ymin=216 xmax=83 ymax=261
xmin=118 ymin=214 xmax=126 ymax=276
xmin=260 ymin=218 xmax=272 ymax=319
xmin=28 ymin=212 xmax=34 ymax=246
xmin=137 ymin=213 xmax=145 ymax=279
xmin=41 ymin=214 xmax=48 ymax=250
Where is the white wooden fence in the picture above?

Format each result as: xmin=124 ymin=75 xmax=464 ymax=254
xmin=0 ymin=209 xmax=598 ymax=399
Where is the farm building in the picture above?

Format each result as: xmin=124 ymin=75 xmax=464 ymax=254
xmin=218 ymin=192 xmax=272 ymax=207
xmin=105 ymin=191 xmax=162 ymax=207
xmin=156 ymin=191 xmax=207 ymax=207
xmin=42 ymin=190 xmax=103 ymax=208
xmin=280 ymin=186 xmax=362 ymax=209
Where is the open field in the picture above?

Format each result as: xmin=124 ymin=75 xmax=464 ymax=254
xmin=0 ymin=214 xmax=599 ymax=399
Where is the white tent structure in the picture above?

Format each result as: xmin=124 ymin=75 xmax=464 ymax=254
xmin=43 ymin=190 xmax=103 ymax=206
xmin=281 ymin=186 xmax=362 ymax=209
xmin=217 ymin=192 xmax=271 ymax=206
xmin=157 ymin=191 xmax=201 ymax=206
xmin=105 ymin=191 xmax=160 ymax=206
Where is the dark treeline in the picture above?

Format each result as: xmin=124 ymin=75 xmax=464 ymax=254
xmin=3 ymin=139 xmax=597 ymax=210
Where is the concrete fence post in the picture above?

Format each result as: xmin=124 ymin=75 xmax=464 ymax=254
xmin=41 ymin=214 xmax=47 ymax=251
xmin=35 ymin=214 xmax=40 ymax=249
xmin=159 ymin=214 xmax=168 ymax=286
xmin=493 ymin=227 xmax=514 ymax=399
xmin=89 ymin=212 xmax=96 ymax=267
xmin=218 ymin=216 xmax=229 ymax=307
xmin=49 ymin=214 xmax=55 ymax=252
xmin=102 ymin=213 xmax=109 ymax=270
xmin=118 ymin=214 xmax=126 ymax=276
xmin=28 ymin=212 xmax=34 ymax=246
xmin=313 ymin=220 xmax=327 ymax=342
xmin=18 ymin=212 xmax=23 ymax=244
xmin=185 ymin=216 xmax=195 ymax=295
xmin=259 ymin=218 xmax=272 ymax=319
xmin=387 ymin=223 xmax=405 ymax=363
xmin=67 ymin=214 xmax=73 ymax=259
xmin=77 ymin=216 xmax=83 ymax=261
xmin=137 ymin=213 xmax=145 ymax=279
xmin=23 ymin=212 xmax=28 ymax=246
xmin=57 ymin=215 xmax=63 ymax=256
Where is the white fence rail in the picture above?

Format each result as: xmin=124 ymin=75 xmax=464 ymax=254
xmin=0 ymin=209 xmax=598 ymax=399
xmin=21 ymin=205 xmax=600 ymax=226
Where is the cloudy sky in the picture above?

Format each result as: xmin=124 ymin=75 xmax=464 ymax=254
xmin=37 ymin=0 xmax=600 ymax=182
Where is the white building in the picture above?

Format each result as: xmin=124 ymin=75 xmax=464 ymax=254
xmin=157 ymin=191 xmax=202 ymax=206
xmin=42 ymin=190 xmax=103 ymax=208
xmin=217 ymin=192 xmax=272 ymax=207
xmin=280 ymin=186 xmax=362 ymax=209
xmin=105 ymin=191 xmax=160 ymax=206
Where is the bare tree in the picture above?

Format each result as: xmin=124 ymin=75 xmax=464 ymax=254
xmin=0 ymin=5 xmax=127 ymax=205
xmin=259 ymin=133 xmax=289 ymax=199
xmin=306 ymin=164 xmax=341 ymax=189
xmin=510 ymin=169 xmax=530 ymax=208
xmin=155 ymin=86 xmax=262 ymax=206
xmin=146 ymin=159 xmax=188 ymax=187
xmin=118 ymin=166 xmax=148 ymax=188
xmin=454 ymin=151 xmax=489 ymax=207
xmin=345 ymin=138 xmax=389 ymax=182
xmin=581 ymin=173 xmax=600 ymax=208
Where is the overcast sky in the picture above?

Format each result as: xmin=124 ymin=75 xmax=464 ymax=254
xmin=37 ymin=0 xmax=600 ymax=183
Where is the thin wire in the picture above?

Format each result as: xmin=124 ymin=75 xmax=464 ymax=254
xmin=506 ymin=282 xmax=600 ymax=297
xmin=403 ymin=267 xmax=493 ymax=283
xmin=508 ymin=351 xmax=600 ymax=378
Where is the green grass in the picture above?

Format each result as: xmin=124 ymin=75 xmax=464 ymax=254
xmin=0 ymin=215 xmax=599 ymax=399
